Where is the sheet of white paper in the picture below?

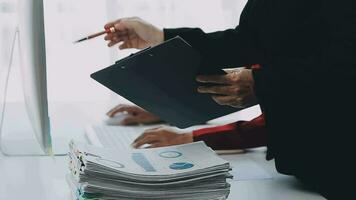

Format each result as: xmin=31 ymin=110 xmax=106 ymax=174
xmin=71 ymin=141 xmax=229 ymax=176
xmin=230 ymin=159 xmax=273 ymax=181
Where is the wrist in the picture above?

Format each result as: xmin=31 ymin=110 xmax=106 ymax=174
xmin=180 ymin=132 xmax=193 ymax=144
xmin=153 ymin=29 xmax=164 ymax=45
xmin=158 ymin=29 xmax=164 ymax=43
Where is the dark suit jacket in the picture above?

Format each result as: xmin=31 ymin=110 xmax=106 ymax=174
xmin=164 ymin=0 xmax=356 ymax=198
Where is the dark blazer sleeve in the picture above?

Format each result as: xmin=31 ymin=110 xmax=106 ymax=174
xmin=163 ymin=1 xmax=263 ymax=68
xmin=164 ymin=27 xmax=262 ymax=68
xmin=192 ymin=114 xmax=267 ymax=150
xmin=252 ymin=0 xmax=356 ymax=107
xmin=321 ymin=0 xmax=356 ymax=72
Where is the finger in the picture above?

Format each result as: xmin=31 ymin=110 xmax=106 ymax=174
xmin=119 ymin=40 xmax=137 ymax=50
xmin=143 ymin=126 xmax=164 ymax=133
xmin=105 ymin=18 xmax=129 ymax=30
xmin=133 ymin=132 xmax=148 ymax=144
xmin=140 ymin=126 xmax=166 ymax=136
xmin=106 ymin=105 xmax=123 ymax=117
xmin=105 ymin=30 xmax=129 ymax=40
xmin=108 ymin=36 xmax=130 ymax=47
xmin=212 ymin=95 xmax=241 ymax=106
xmin=107 ymin=105 xmax=139 ymax=117
xmin=108 ymin=40 xmax=119 ymax=47
xmin=107 ymin=30 xmax=129 ymax=39
xmin=118 ymin=34 xmax=135 ymax=49
xmin=104 ymin=20 xmax=116 ymax=30
xmin=104 ymin=19 xmax=122 ymax=29
xmin=148 ymin=142 xmax=166 ymax=148
xmin=223 ymin=67 xmax=244 ymax=73
xmin=111 ymin=36 xmax=119 ymax=43
xmin=104 ymin=33 xmax=113 ymax=41
xmin=133 ymin=127 xmax=163 ymax=143
xmin=133 ymin=135 xmax=160 ymax=148
xmin=106 ymin=33 xmax=130 ymax=47
xmin=196 ymin=75 xmax=231 ymax=84
xmin=116 ymin=30 xmax=129 ymax=36
xmin=197 ymin=86 xmax=237 ymax=95
xmin=108 ymin=38 xmax=125 ymax=46
xmin=121 ymin=116 xmax=142 ymax=125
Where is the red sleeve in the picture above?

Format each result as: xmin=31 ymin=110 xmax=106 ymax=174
xmin=193 ymin=114 xmax=267 ymax=150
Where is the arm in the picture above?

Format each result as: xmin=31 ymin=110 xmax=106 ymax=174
xmin=163 ymin=1 xmax=263 ymax=68
xmin=131 ymin=114 xmax=267 ymax=150
xmin=193 ymin=114 xmax=267 ymax=150
xmin=252 ymin=0 xmax=356 ymax=109
xmin=104 ymin=1 xmax=261 ymax=68
xmin=321 ymin=0 xmax=356 ymax=73
xmin=164 ymin=28 xmax=262 ymax=68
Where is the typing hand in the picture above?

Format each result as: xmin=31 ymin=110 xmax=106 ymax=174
xmin=104 ymin=17 xmax=164 ymax=49
xmin=106 ymin=104 xmax=161 ymax=125
xmin=197 ymin=69 xmax=257 ymax=108
xmin=132 ymin=126 xmax=193 ymax=148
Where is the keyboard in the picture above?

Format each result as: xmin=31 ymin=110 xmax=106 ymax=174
xmin=85 ymin=125 xmax=158 ymax=150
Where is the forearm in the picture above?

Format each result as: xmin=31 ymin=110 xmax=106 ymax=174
xmin=192 ymin=114 xmax=267 ymax=150
xmin=164 ymin=27 xmax=262 ymax=69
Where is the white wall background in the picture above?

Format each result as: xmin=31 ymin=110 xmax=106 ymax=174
xmin=0 ymin=0 xmax=247 ymax=103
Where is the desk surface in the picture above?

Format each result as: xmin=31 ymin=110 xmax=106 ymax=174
xmin=0 ymin=102 xmax=325 ymax=200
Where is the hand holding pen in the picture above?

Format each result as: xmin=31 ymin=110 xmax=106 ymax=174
xmin=75 ymin=17 xmax=164 ymax=50
xmin=104 ymin=17 xmax=164 ymax=49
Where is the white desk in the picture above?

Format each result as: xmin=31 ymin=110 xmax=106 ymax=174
xmin=0 ymin=102 xmax=326 ymax=200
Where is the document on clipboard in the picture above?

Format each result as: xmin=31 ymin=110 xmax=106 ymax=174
xmin=91 ymin=36 xmax=246 ymax=128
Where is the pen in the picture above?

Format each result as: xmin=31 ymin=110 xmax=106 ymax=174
xmin=74 ymin=27 xmax=116 ymax=43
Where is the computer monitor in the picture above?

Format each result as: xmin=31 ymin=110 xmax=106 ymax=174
xmin=0 ymin=0 xmax=52 ymax=155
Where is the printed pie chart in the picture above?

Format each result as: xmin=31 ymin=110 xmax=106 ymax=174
xmin=159 ymin=151 xmax=182 ymax=158
xmin=96 ymin=158 xmax=125 ymax=169
xmin=169 ymin=162 xmax=194 ymax=170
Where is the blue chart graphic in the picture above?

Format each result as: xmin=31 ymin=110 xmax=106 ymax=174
xmin=169 ymin=162 xmax=194 ymax=170
xmin=132 ymin=153 xmax=156 ymax=172
xmin=159 ymin=151 xmax=182 ymax=158
xmin=96 ymin=158 xmax=125 ymax=169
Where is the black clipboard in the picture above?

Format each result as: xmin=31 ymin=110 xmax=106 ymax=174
xmin=91 ymin=36 xmax=239 ymax=128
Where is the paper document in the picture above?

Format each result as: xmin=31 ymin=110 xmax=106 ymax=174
xmin=67 ymin=141 xmax=232 ymax=200
xmin=230 ymin=160 xmax=272 ymax=181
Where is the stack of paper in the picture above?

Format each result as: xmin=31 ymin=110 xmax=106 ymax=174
xmin=67 ymin=141 xmax=232 ymax=200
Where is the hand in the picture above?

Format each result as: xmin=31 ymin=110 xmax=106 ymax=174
xmin=132 ymin=126 xmax=193 ymax=148
xmin=106 ymin=104 xmax=161 ymax=125
xmin=104 ymin=17 xmax=164 ymax=49
xmin=196 ymin=69 xmax=257 ymax=108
